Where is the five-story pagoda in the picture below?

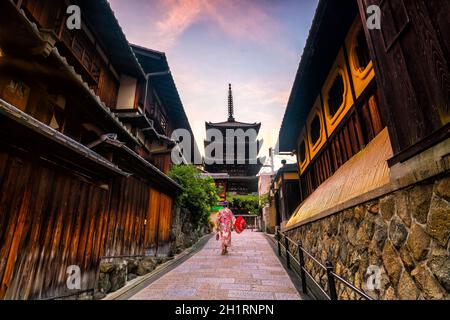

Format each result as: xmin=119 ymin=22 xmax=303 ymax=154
xmin=204 ymin=84 xmax=263 ymax=202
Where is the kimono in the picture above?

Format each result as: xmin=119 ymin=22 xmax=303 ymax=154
xmin=216 ymin=208 xmax=235 ymax=248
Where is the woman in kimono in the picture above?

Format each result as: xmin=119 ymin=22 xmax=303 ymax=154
xmin=215 ymin=204 xmax=236 ymax=255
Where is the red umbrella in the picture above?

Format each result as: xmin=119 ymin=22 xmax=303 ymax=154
xmin=234 ymin=216 xmax=247 ymax=234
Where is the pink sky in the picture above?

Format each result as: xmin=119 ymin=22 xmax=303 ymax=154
xmin=108 ymin=0 xmax=318 ymax=168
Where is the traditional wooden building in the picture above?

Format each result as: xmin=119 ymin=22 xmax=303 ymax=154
xmin=269 ymin=162 xmax=300 ymax=229
xmin=278 ymin=0 xmax=449 ymax=299
xmin=0 ymin=0 xmax=196 ymax=299
xmin=204 ymin=84 xmax=263 ymax=198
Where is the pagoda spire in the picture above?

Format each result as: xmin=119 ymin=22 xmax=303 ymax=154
xmin=228 ymin=83 xmax=235 ymax=122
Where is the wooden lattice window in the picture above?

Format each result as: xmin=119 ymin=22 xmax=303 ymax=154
xmin=299 ymin=90 xmax=385 ymax=202
xmin=299 ymin=140 xmax=306 ymax=163
xmin=355 ymin=30 xmax=371 ymax=71
xmin=310 ymin=114 xmax=322 ymax=146
xmin=327 ymin=74 xmax=345 ymax=117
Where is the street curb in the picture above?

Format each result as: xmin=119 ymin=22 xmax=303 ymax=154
xmin=103 ymin=233 xmax=214 ymax=300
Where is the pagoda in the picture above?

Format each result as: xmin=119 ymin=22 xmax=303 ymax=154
xmin=204 ymin=84 xmax=263 ymax=201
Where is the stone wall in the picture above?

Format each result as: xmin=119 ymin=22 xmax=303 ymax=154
xmin=285 ymin=175 xmax=450 ymax=300
xmin=170 ymin=207 xmax=211 ymax=255
xmin=95 ymin=256 xmax=173 ymax=299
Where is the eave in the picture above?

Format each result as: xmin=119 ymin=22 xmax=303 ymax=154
xmin=278 ymin=0 xmax=358 ymax=152
xmin=0 ymin=98 xmax=127 ymax=178
xmin=50 ymin=47 xmax=142 ymax=148
xmin=76 ymin=0 xmax=146 ymax=80
xmin=1 ymin=0 xmax=143 ymax=150
xmin=89 ymin=135 xmax=182 ymax=192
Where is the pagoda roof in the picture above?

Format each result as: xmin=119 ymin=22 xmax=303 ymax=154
xmin=205 ymin=84 xmax=261 ymax=132
xmin=206 ymin=120 xmax=261 ymax=130
xmin=204 ymin=161 xmax=263 ymax=176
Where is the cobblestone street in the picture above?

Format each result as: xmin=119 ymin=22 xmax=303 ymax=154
xmin=130 ymin=231 xmax=301 ymax=300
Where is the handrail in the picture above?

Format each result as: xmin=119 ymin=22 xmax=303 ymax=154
xmin=274 ymin=227 xmax=374 ymax=300
xmin=331 ymin=272 xmax=373 ymax=300
xmin=299 ymin=247 xmax=327 ymax=270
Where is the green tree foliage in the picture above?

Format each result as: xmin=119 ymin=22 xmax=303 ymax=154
xmin=227 ymin=193 xmax=267 ymax=215
xmin=168 ymin=165 xmax=220 ymax=226
xmin=259 ymin=192 xmax=270 ymax=208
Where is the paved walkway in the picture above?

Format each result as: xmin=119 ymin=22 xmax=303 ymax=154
xmin=130 ymin=230 xmax=301 ymax=300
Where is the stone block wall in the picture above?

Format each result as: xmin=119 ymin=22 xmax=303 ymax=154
xmin=95 ymin=256 xmax=173 ymax=299
xmin=285 ymin=175 xmax=450 ymax=300
xmin=170 ymin=207 xmax=211 ymax=255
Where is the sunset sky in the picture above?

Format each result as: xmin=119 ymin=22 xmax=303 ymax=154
xmin=108 ymin=0 xmax=319 ymax=169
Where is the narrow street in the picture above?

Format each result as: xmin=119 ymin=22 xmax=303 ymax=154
xmin=1 ymin=0 xmax=448 ymax=305
xmin=130 ymin=231 xmax=301 ymax=300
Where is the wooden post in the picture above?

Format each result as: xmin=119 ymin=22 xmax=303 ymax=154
xmin=284 ymin=235 xmax=291 ymax=269
xmin=326 ymin=261 xmax=338 ymax=300
xmin=297 ymin=241 xmax=307 ymax=294
xmin=276 ymin=227 xmax=281 ymax=256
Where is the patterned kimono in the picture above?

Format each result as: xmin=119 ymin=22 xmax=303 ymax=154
xmin=216 ymin=208 xmax=235 ymax=248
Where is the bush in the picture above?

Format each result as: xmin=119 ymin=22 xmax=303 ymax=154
xmin=227 ymin=193 xmax=270 ymax=215
xmin=227 ymin=194 xmax=258 ymax=215
xmin=168 ymin=165 xmax=220 ymax=226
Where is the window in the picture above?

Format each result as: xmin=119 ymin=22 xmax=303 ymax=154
xmin=299 ymin=141 xmax=306 ymax=163
xmin=300 ymin=90 xmax=384 ymax=201
xmin=310 ymin=114 xmax=321 ymax=146
xmin=355 ymin=30 xmax=371 ymax=71
xmin=2 ymin=80 xmax=30 ymax=111
xmin=327 ymin=74 xmax=344 ymax=117
xmin=60 ymin=25 xmax=102 ymax=84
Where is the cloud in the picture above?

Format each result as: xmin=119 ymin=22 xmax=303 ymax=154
xmin=155 ymin=0 xmax=205 ymax=49
xmin=119 ymin=0 xmax=281 ymax=51
xmin=107 ymin=0 xmax=311 ymax=158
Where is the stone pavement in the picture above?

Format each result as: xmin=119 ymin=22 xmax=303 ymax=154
xmin=130 ymin=230 xmax=301 ymax=300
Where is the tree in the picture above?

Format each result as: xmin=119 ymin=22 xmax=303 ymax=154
xmin=227 ymin=193 xmax=270 ymax=215
xmin=168 ymin=165 xmax=220 ymax=226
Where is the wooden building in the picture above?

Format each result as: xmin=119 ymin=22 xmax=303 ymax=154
xmin=269 ymin=163 xmax=300 ymax=229
xmin=0 ymin=0 xmax=196 ymax=299
xmin=204 ymin=84 xmax=263 ymax=198
xmin=279 ymin=0 xmax=449 ymax=227
xmin=278 ymin=0 xmax=449 ymax=299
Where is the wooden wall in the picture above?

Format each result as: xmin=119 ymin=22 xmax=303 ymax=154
xmin=357 ymin=0 xmax=450 ymax=156
xmin=144 ymin=189 xmax=173 ymax=256
xmin=0 ymin=147 xmax=110 ymax=300
xmin=103 ymin=177 xmax=148 ymax=259
xmin=0 ymin=146 xmax=175 ymax=299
